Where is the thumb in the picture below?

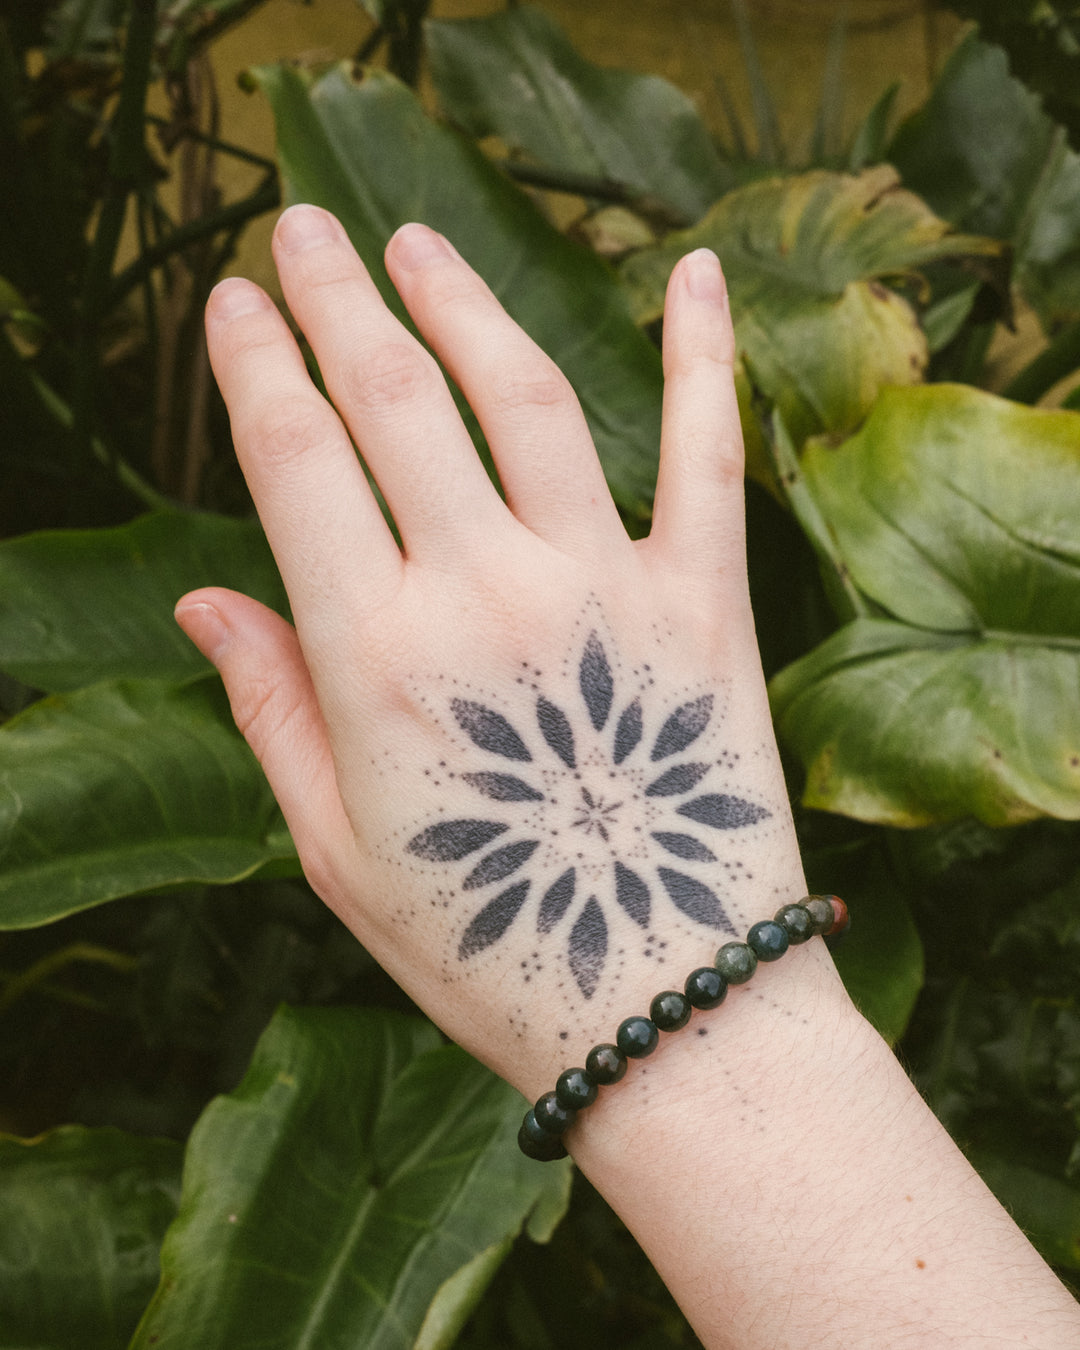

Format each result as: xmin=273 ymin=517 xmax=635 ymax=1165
xmin=174 ymin=588 xmax=355 ymax=903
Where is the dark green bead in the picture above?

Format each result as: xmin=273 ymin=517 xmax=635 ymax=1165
xmin=715 ymin=941 xmax=757 ymax=984
xmin=585 ymin=1043 xmax=627 ymax=1085
xmin=774 ymin=902 xmax=814 ymax=945
xmin=747 ymin=919 xmax=790 ymax=962
xmin=802 ymin=896 xmax=834 ymax=936
xmin=685 ymin=966 xmax=728 ymax=1010
xmin=650 ymin=989 xmax=692 ymax=1031
xmin=556 ymin=1067 xmax=598 ymax=1110
xmin=534 ymin=1090 xmax=577 ymax=1135
xmin=616 ymin=1016 xmax=659 ymax=1059
xmin=518 ymin=1110 xmax=568 ymax=1161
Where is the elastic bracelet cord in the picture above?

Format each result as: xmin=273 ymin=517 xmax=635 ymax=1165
xmin=518 ymin=894 xmax=849 ymax=1161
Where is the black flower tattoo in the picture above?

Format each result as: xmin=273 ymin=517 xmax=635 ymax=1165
xmin=404 ymin=629 xmax=771 ymax=1002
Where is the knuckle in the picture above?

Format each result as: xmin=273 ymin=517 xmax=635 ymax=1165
xmin=341 ymin=341 xmax=440 ymax=418
xmin=486 ymin=362 xmax=573 ymax=417
xmin=231 ymin=671 xmax=306 ymax=756
xmin=249 ymin=400 xmax=341 ymax=470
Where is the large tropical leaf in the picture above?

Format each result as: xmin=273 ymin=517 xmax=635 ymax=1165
xmin=770 ymin=384 xmax=1080 ymax=826
xmin=804 ymin=844 xmax=924 ymax=1045
xmin=618 ymin=165 xmax=999 ymax=448
xmin=0 ymin=676 xmax=296 ymax=929
xmin=250 ymin=62 xmax=663 ymax=524
xmin=0 ymin=1126 xmax=181 ymax=1350
xmin=425 ymin=5 xmax=733 ymax=223
xmin=889 ymin=33 xmax=1080 ymax=330
xmin=938 ymin=0 xmax=1080 ymax=154
xmin=0 ymin=511 xmax=286 ymax=694
xmin=131 ymin=1006 xmax=571 ymax=1350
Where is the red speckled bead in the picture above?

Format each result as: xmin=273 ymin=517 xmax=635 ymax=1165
xmin=824 ymin=895 xmax=850 ymax=937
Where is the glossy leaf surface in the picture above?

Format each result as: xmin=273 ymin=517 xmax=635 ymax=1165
xmin=425 ymin=5 xmax=732 ymax=221
xmin=132 ymin=1006 xmax=571 ymax=1350
xmin=251 ymin=62 xmax=663 ymax=523
xmin=0 ymin=677 xmax=295 ymax=929
xmin=0 ymin=511 xmax=287 ymax=693
xmin=890 ymin=33 xmax=1080 ymax=329
xmin=0 ymin=1126 xmax=181 ymax=1350
xmin=771 ymin=385 xmax=1080 ymax=826
xmin=619 ymin=166 xmax=998 ymax=445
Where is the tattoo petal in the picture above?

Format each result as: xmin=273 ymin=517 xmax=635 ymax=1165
xmin=650 ymin=695 xmax=713 ymax=761
xmin=651 ymin=831 xmax=717 ymax=863
xmin=614 ymin=860 xmax=650 ymax=928
xmin=613 ymin=698 xmax=642 ymax=765
xmin=536 ymin=696 xmax=576 ymax=769
xmin=568 ymin=896 xmax=607 ymax=999
xmin=451 ymin=698 xmax=531 ymax=762
xmin=406 ymin=819 xmax=508 ymax=862
xmin=538 ymin=868 xmax=576 ymax=934
xmin=458 ymin=881 xmax=531 ymax=957
xmin=462 ymin=838 xmax=540 ymax=890
xmin=676 ymin=793 xmax=771 ymax=830
xmin=645 ymin=762 xmax=711 ymax=797
xmin=461 ymin=772 xmax=544 ymax=803
xmin=657 ymin=867 xmax=734 ymax=932
xmin=580 ymin=632 xmax=614 ymax=731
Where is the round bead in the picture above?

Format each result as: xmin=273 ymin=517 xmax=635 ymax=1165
xmin=533 ymin=1090 xmax=577 ymax=1135
xmin=714 ymin=941 xmax=758 ymax=984
xmin=802 ymin=896 xmax=835 ymax=936
xmin=824 ymin=894 xmax=850 ymax=938
xmin=585 ymin=1043 xmax=628 ymax=1085
xmin=650 ymin=989 xmax=692 ymax=1032
xmin=747 ymin=919 xmax=790 ymax=962
xmin=556 ymin=1067 xmax=598 ymax=1110
xmin=518 ymin=1110 xmax=568 ymax=1161
xmin=684 ymin=966 xmax=728 ymax=1010
xmin=616 ymin=1016 xmax=660 ymax=1059
xmin=774 ymin=902 xmax=814 ymax=945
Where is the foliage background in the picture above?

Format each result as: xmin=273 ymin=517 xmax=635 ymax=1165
xmin=1 ymin=1 xmax=1079 ymax=1346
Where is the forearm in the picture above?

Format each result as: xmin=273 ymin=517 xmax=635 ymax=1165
xmin=568 ymin=941 xmax=1079 ymax=1349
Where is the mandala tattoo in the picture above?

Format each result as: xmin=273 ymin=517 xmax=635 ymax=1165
xmin=402 ymin=625 xmax=772 ymax=1003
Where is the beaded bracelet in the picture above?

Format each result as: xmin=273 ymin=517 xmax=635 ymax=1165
xmin=518 ymin=894 xmax=849 ymax=1161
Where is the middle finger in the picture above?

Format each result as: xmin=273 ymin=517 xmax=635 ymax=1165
xmin=273 ymin=205 xmax=510 ymax=562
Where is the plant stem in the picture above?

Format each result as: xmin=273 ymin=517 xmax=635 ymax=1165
xmin=71 ymin=0 xmax=157 ymax=470
xmin=0 ymin=943 xmax=138 ymax=1017
xmin=107 ymin=172 xmax=280 ymax=310
xmin=1002 ymin=320 xmax=1080 ymax=405
xmin=144 ymin=113 xmax=279 ymax=171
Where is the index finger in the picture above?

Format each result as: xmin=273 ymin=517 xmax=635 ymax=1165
xmin=205 ymin=276 xmax=405 ymax=644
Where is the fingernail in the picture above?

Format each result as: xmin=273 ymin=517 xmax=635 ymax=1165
xmin=390 ymin=222 xmax=456 ymax=270
xmin=276 ymin=203 xmax=340 ymax=254
xmin=175 ymin=601 xmax=230 ymax=662
xmin=683 ymin=248 xmax=726 ymax=305
xmin=209 ymin=278 xmax=270 ymax=320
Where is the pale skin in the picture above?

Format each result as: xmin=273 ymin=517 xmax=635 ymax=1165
xmin=175 ymin=203 xmax=1080 ymax=1348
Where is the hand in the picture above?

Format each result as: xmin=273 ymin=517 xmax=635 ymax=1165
xmin=175 ymin=204 xmax=829 ymax=1098
xmin=175 ymin=206 xmax=1080 ymax=1349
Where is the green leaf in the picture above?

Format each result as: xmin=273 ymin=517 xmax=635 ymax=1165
xmin=889 ymin=33 xmax=1080 ymax=330
xmin=424 ymin=6 xmax=733 ymax=222
xmin=937 ymin=0 xmax=1080 ymax=155
xmin=0 ymin=511 xmax=287 ymax=693
xmin=250 ymin=62 xmax=663 ymax=524
xmin=131 ymin=1006 xmax=571 ymax=1350
xmin=804 ymin=846 xmax=923 ymax=1045
xmin=0 ymin=676 xmax=296 ymax=930
xmin=0 ymin=1125 xmax=181 ymax=1350
xmin=770 ymin=384 xmax=1080 ymax=826
xmin=618 ymin=166 xmax=1000 ymax=445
